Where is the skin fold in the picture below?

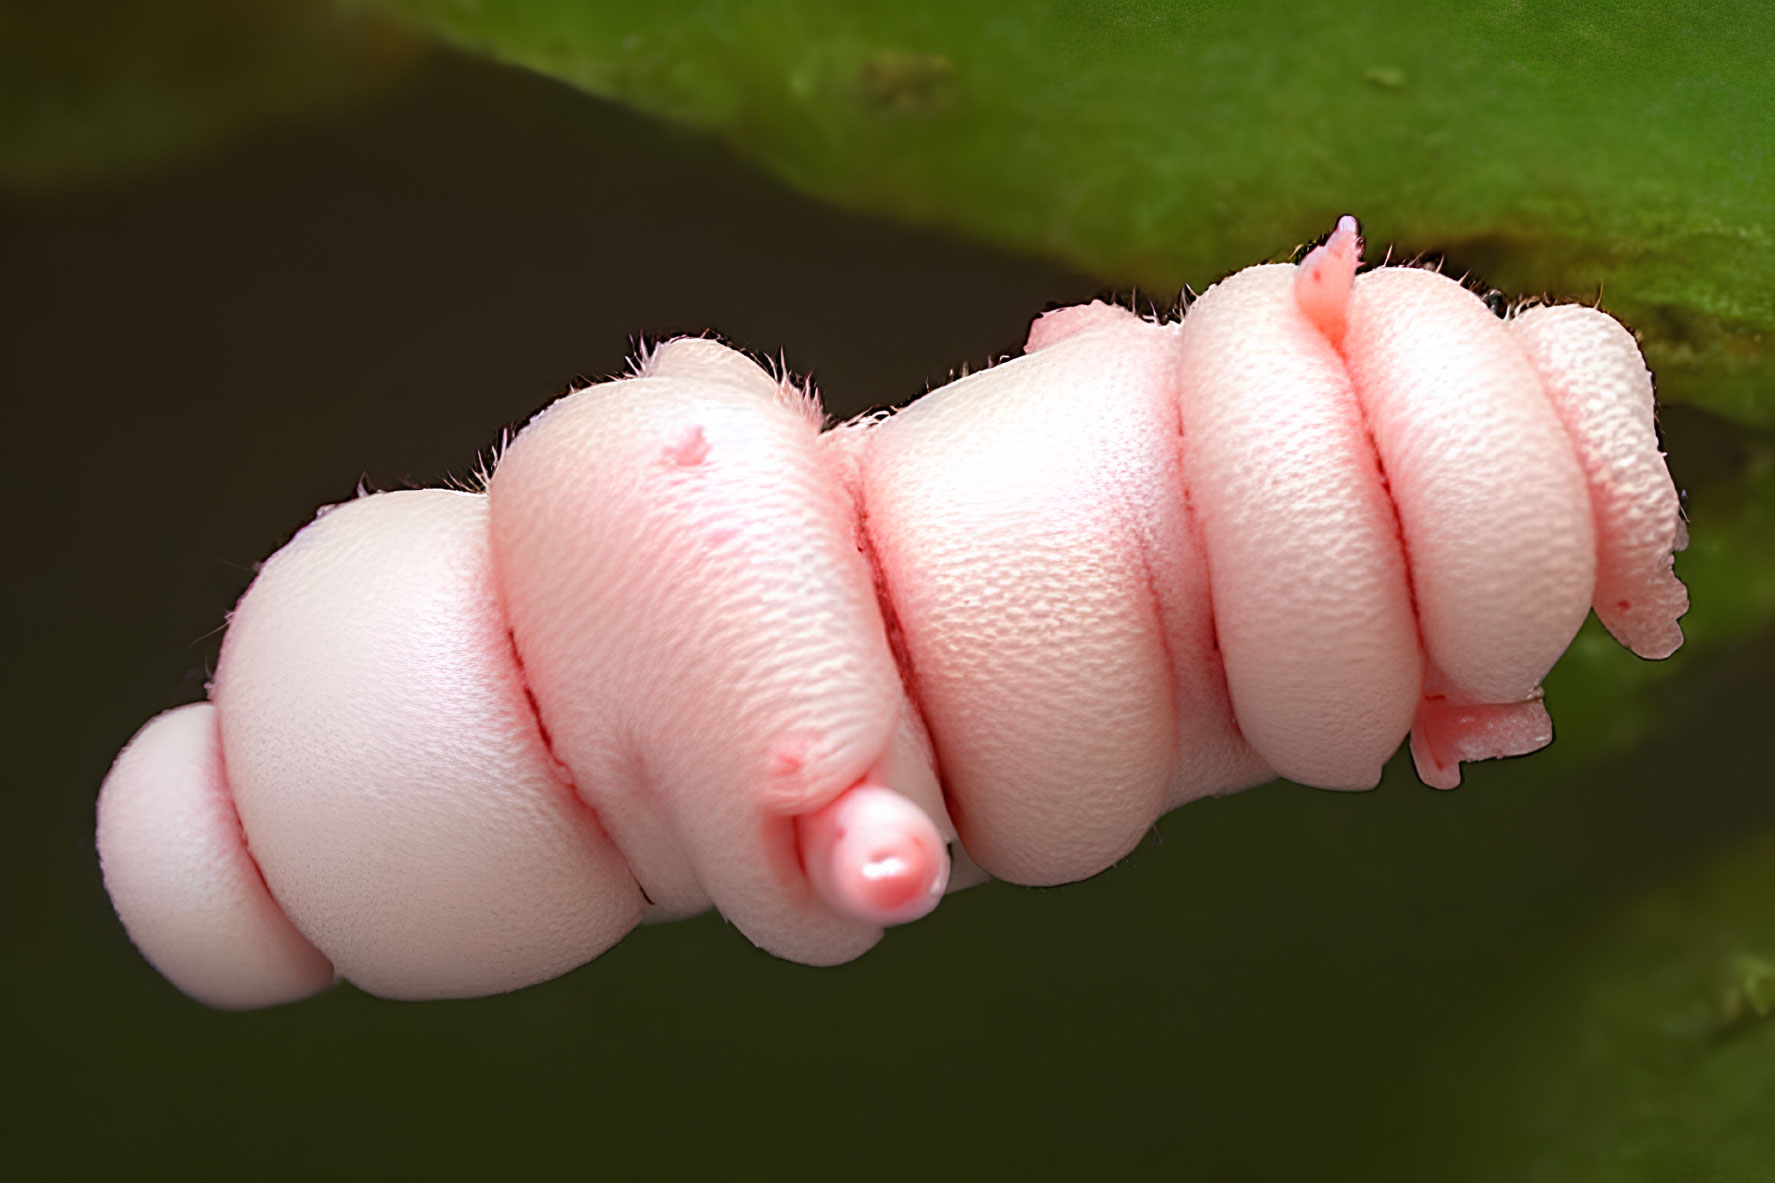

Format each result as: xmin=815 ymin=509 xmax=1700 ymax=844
xmin=95 ymin=219 xmax=1688 ymax=1008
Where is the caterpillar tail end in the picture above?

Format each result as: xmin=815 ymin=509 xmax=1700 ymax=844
xmin=798 ymin=783 xmax=950 ymax=928
xmin=96 ymin=703 xmax=335 ymax=1009
xmin=1294 ymin=214 xmax=1362 ymax=348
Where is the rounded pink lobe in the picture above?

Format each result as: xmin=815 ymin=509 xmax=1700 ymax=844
xmin=1024 ymin=299 xmax=1139 ymax=352
xmin=858 ymin=312 xmax=1266 ymax=885
xmin=1343 ymin=269 xmax=1596 ymax=759
xmin=1175 ymin=263 xmax=1421 ymax=789
xmin=212 ymin=490 xmax=645 ymax=1000
xmin=1509 ymin=304 xmax=1688 ymax=659
xmin=96 ymin=703 xmax=333 ymax=1009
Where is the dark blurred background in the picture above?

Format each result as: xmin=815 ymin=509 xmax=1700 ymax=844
xmin=5 ymin=13 xmax=1772 ymax=1180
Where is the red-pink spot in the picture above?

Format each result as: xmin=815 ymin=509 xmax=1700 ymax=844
xmin=770 ymin=736 xmax=811 ymax=777
xmin=663 ymin=426 xmax=709 ymax=467
xmin=856 ymin=844 xmax=934 ymax=913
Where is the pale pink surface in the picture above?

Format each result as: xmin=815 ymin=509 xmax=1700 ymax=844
xmin=796 ymin=784 xmax=950 ymax=927
xmin=96 ymin=222 xmax=1692 ymax=1007
xmin=1509 ymin=304 xmax=1688 ymax=659
xmin=1344 ymin=268 xmax=1595 ymax=710
xmin=95 ymin=702 xmax=334 ymax=1009
xmin=859 ymin=302 xmax=1266 ymax=885
xmin=211 ymin=490 xmax=645 ymax=999
xmin=489 ymin=338 xmax=958 ymax=966
xmin=1176 ymin=264 xmax=1421 ymax=788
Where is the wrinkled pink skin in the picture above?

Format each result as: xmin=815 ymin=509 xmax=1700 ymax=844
xmin=95 ymin=218 xmax=1688 ymax=1009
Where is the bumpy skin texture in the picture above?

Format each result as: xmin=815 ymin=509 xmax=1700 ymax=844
xmin=212 ymin=491 xmax=646 ymax=999
xmin=1507 ymin=304 xmax=1688 ymax=661
xmin=95 ymin=222 xmax=1688 ymax=1008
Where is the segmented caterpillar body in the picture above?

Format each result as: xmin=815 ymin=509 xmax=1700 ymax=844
xmin=95 ymin=219 xmax=1688 ymax=1008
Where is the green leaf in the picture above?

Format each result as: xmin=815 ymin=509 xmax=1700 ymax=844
xmin=1439 ymin=829 xmax=1775 ymax=1180
xmin=365 ymin=0 xmax=1772 ymax=429
xmin=0 ymin=0 xmax=411 ymax=192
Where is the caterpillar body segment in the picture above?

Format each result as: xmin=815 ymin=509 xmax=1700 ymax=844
xmin=94 ymin=702 xmax=335 ymax=1009
xmin=210 ymin=489 xmax=647 ymax=1000
xmin=1346 ymin=266 xmax=1598 ymax=710
xmin=1507 ymin=304 xmax=1689 ymax=661
xmin=860 ymin=300 xmax=1264 ymax=886
xmin=1174 ymin=261 xmax=1422 ymax=790
xmin=488 ymin=336 xmax=935 ymax=967
xmin=95 ymin=219 xmax=1688 ymax=1008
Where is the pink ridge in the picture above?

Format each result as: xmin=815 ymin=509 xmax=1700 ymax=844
xmin=1509 ymin=304 xmax=1688 ymax=659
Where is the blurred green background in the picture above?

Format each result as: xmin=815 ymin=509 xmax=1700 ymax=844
xmin=4 ymin=2 xmax=1771 ymax=1178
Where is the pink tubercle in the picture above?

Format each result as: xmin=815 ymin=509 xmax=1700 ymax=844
xmin=797 ymin=784 xmax=950 ymax=928
xmin=1293 ymin=214 xmax=1362 ymax=347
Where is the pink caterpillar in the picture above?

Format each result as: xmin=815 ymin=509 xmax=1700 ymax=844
xmin=96 ymin=218 xmax=1688 ymax=1009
